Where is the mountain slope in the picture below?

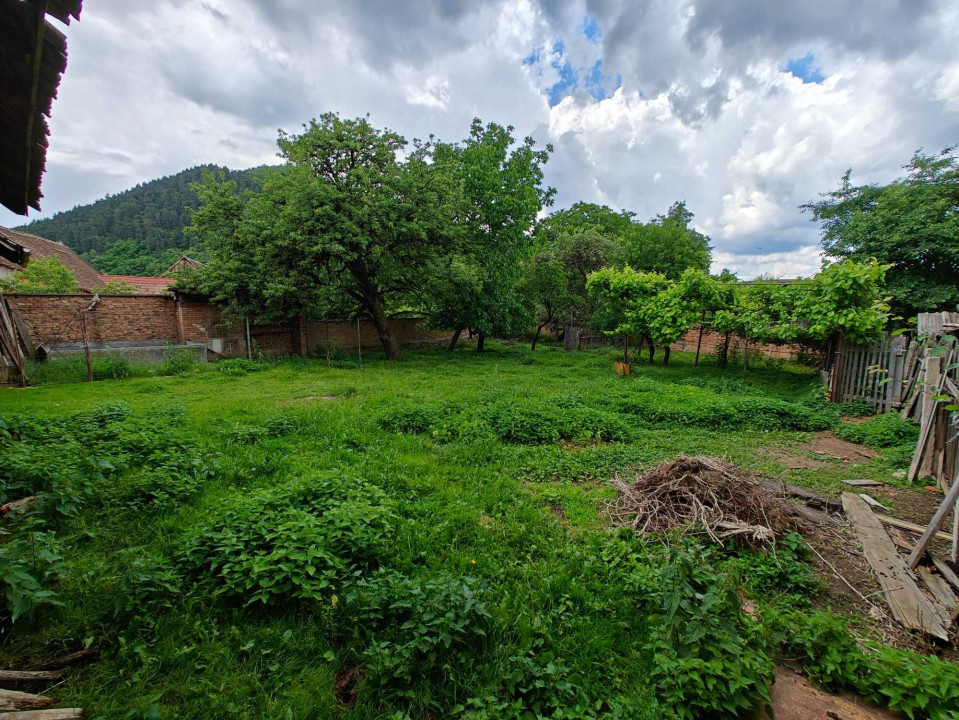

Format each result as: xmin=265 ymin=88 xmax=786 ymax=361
xmin=15 ymin=165 xmax=263 ymax=275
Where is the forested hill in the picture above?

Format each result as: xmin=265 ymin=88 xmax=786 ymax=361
xmin=14 ymin=165 xmax=263 ymax=276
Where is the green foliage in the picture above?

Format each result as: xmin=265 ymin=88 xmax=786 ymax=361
xmin=771 ymin=609 xmax=959 ymax=719
xmin=0 ymin=255 xmax=80 ymax=294
xmin=733 ymin=532 xmax=822 ymax=597
xmin=216 ymin=358 xmax=266 ymax=376
xmin=834 ymin=413 xmax=918 ymax=448
xmin=96 ymin=278 xmax=137 ymax=295
xmin=644 ymin=546 xmax=774 ymax=719
xmin=180 ymin=475 xmax=395 ymax=605
xmin=805 ymin=146 xmax=959 ymax=318
xmin=158 ymin=345 xmax=197 ymax=375
xmin=343 ymin=570 xmax=492 ymax=687
xmin=0 ymin=528 xmax=66 ymax=622
xmin=96 ymin=354 xmax=132 ymax=380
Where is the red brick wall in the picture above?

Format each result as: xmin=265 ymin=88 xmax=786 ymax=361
xmin=7 ymin=294 xmax=453 ymax=357
xmin=672 ymin=326 xmax=803 ymax=360
xmin=7 ymin=294 xmax=177 ymax=345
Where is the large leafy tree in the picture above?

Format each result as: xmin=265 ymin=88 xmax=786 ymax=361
xmin=423 ymin=119 xmax=554 ymax=351
xmin=189 ymin=114 xmax=457 ymax=360
xmin=0 ymin=256 xmax=80 ymax=294
xmin=803 ymin=147 xmax=959 ymax=319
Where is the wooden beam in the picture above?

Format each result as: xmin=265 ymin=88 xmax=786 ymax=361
xmin=0 ymin=672 xmax=61 ymax=685
xmin=932 ymin=557 xmax=959 ymax=593
xmin=0 ymin=711 xmax=84 ymax=719
xmin=841 ymin=493 xmax=949 ymax=639
xmin=876 ymin=514 xmax=953 ymax=542
xmin=0 ymin=688 xmax=55 ymax=711
xmin=907 ymin=471 xmax=959 ymax=569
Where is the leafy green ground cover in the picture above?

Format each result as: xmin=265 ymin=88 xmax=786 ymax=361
xmin=1 ymin=345 xmax=956 ymax=719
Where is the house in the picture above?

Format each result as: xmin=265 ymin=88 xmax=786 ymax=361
xmin=164 ymin=255 xmax=203 ymax=275
xmin=0 ymin=225 xmax=103 ymax=291
xmin=98 ymin=274 xmax=176 ymax=295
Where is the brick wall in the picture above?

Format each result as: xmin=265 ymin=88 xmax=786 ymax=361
xmin=6 ymin=293 xmax=454 ymax=357
xmin=672 ymin=326 xmax=803 ymax=361
xmin=7 ymin=294 xmax=177 ymax=345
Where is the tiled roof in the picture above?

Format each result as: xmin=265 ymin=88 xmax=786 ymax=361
xmin=0 ymin=225 xmax=103 ymax=290
xmin=99 ymin=274 xmax=176 ymax=295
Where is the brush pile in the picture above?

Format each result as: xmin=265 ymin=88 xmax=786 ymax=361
xmin=608 ymin=456 xmax=789 ymax=545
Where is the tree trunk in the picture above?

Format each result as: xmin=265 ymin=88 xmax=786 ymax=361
xmin=448 ymin=328 xmax=462 ymax=351
xmin=647 ymin=337 xmax=655 ymax=364
xmin=663 ymin=346 xmax=671 ymax=366
xmin=721 ymin=332 xmax=731 ymax=368
xmin=367 ymin=297 xmax=401 ymax=361
xmin=477 ymin=332 xmax=486 ymax=352
xmin=694 ymin=312 xmax=705 ymax=366
xmin=531 ymin=323 xmax=545 ymax=350
xmin=297 ymin=306 xmax=308 ymax=357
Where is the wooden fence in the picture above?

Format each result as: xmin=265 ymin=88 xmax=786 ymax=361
xmin=829 ymin=334 xmax=909 ymax=412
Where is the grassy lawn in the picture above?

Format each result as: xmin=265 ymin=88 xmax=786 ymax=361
xmin=0 ymin=344 xmax=950 ymax=719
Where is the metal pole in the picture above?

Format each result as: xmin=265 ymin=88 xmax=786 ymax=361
xmin=357 ymin=318 xmax=362 ymax=366
xmin=245 ymin=317 xmax=252 ymax=360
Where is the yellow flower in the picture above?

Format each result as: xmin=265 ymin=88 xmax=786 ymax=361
xmin=331 ymin=594 xmax=339 ymax=608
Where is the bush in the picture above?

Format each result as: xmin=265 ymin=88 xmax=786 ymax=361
xmin=180 ymin=474 xmax=395 ymax=605
xmin=230 ymin=413 xmax=299 ymax=444
xmin=216 ymin=359 xmax=265 ymax=376
xmin=733 ymin=532 xmax=822 ymax=597
xmin=834 ymin=413 xmax=918 ymax=448
xmin=158 ymin=345 xmax=197 ymax=376
xmin=644 ymin=547 xmax=773 ymax=719
xmin=377 ymin=405 xmax=446 ymax=435
xmin=94 ymin=354 xmax=132 ymax=380
xmin=343 ymin=570 xmax=492 ymax=687
xmin=0 ymin=529 xmax=66 ymax=623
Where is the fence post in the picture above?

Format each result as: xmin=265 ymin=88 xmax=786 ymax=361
xmin=829 ymin=333 xmax=844 ymax=403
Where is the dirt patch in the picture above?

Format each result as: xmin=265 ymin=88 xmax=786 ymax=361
xmin=549 ymin=502 xmax=568 ymax=525
xmin=294 ymin=394 xmax=339 ymax=402
xmin=765 ymin=447 xmax=828 ymax=470
xmin=764 ymin=666 xmax=904 ymax=720
xmin=801 ymin=432 xmax=878 ymax=463
xmin=334 ymin=665 xmax=364 ymax=707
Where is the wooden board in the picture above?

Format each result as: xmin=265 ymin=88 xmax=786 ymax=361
xmin=842 ymin=479 xmax=882 ymax=487
xmin=876 ymin=514 xmax=954 ymax=542
xmin=841 ymin=493 xmax=949 ymax=639
xmin=907 ymin=474 xmax=959 ymax=568
xmin=932 ymin=557 xmax=959 ymax=593
xmin=0 ymin=688 xmax=55 ymax=711
xmin=0 ymin=711 xmax=85 ymax=719
xmin=917 ymin=566 xmax=959 ymax=622
xmin=0 ymin=671 xmax=61 ymax=684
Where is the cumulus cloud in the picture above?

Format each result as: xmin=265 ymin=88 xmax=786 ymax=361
xmin=4 ymin=0 xmax=956 ymax=279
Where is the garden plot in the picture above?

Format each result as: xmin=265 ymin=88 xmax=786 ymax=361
xmin=1 ymin=345 xmax=956 ymax=719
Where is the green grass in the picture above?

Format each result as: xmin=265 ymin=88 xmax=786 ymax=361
xmin=0 ymin=343 xmax=949 ymax=719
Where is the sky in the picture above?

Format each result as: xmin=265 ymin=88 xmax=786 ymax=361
xmin=4 ymin=0 xmax=958 ymax=278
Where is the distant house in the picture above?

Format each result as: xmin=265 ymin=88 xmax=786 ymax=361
xmin=0 ymin=225 xmax=103 ymax=291
xmin=98 ymin=274 xmax=175 ymax=295
xmin=163 ymin=256 xmax=203 ymax=276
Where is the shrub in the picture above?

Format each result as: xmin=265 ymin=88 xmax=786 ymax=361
xmin=834 ymin=413 xmax=918 ymax=448
xmin=180 ymin=474 xmax=395 ymax=605
xmin=230 ymin=413 xmax=299 ymax=444
xmin=0 ymin=529 xmax=66 ymax=623
xmin=94 ymin=354 xmax=132 ymax=380
xmin=377 ymin=405 xmax=446 ymax=435
xmin=216 ymin=359 xmax=265 ymax=376
xmin=733 ymin=532 xmax=822 ymax=598
xmin=343 ymin=570 xmax=492 ymax=687
xmin=644 ymin=547 xmax=774 ymax=719
xmin=158 ymin=345 xmax=197 ymax=376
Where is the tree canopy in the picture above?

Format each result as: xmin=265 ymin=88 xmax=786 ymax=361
xmin=0 ymin=256 xmax=80 ymax=294
xmin=803 ymin=147 xmax=959 ymax=319
xmin=188 ymin=114 xmax=458 ymax=360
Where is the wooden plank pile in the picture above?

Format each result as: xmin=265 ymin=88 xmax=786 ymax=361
xmin=0 ymin=649 xmax=95 ymax=718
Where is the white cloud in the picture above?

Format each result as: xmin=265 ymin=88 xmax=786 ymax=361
xmin=3 ymin=0 xmax=957 ymax=280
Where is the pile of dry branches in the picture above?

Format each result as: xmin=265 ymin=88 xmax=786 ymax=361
xmin=608 ymin=456 xmax=789 ymax=545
